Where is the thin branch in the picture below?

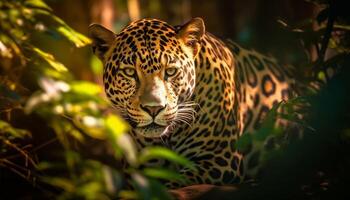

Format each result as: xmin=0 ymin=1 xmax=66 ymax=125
xmin=315 ymin=0 xmax=336 ymax=69
xmin=3 ymin=139 xmax=37 ymax=167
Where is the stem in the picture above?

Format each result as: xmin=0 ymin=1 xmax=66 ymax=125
xmin=315 ymin=0 xmax=336 ymax=68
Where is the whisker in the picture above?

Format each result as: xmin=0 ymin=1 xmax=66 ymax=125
xmin=174 ymin=118 xmax=192 ymax=127
xmin=178 ymin=111 xmax=197 ymax=116
xmin=178 ymin=109 xmax=196 ymax=115
xmin=178 ymin=107 xmax=197 ymax=111
xmin=175 ymin=101 xmax=198 ymax=127
xmin=176 ymin=114 xmax=194 ymax=120
xmin=176 ymin=115 xmax=194 ymax=122
xmin=177 ymin=111 xmax=195 ymax=117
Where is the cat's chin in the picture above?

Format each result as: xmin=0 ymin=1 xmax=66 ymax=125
xmin=134 ymin=123 xmax=169 ymax=138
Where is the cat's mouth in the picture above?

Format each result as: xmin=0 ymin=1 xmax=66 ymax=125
xmin=134 ymin=122 xmax=168 ymax=138
xmin=143 ymin=122 xmax=166 ymax=129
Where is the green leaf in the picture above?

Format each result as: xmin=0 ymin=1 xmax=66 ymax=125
xmin=235 ymin=133 xmax=252 ymax=153
xmin=90 ymin=56 xmax=103 ymax=75
xmin=116 ymin=133 xmax=138 ymax=166
xmin=252 ymin=101 xmax=284 ymax=141
xmin=0 ymin=120 xmax=31 ymax=139
xmin=65 ymin=150 xmax=81 ymax=170
xmin=76 ymin=182 xmax=103 ymax=198
xmin=24 ymin=0 xmax=52 ymax=11
xmin=56 ymin=26 xmax=91 ymax=48
xmin=0 ymin=33 xmax=22 ymax=59
xmin=36 ymin=161 xmax=56 ymax=171
xmin=30 ymin=9 xmax=91 ymax=47
xmin=131 ymin=173 xmax=173 ymax=200
xmin=148 ymin=179 xmax=173 ymax=200
xmin=69 ymin=128 xmax=85 ymax=143
xmin=317 ymin=71 xmax=326 ymax=82
xmin=143 ymin=167 xmax=185 ymax=183
xmin=105 ymin=115 xmax=136 ymax=165
xmin=131 ymin=173 xmax=151 ymax=200
xmin=0 ymin=40 xmax=13 ymax=58
xmin=73 ymin=116 xmax=106 ymax=140
xmin=70 ymin=81 xmax=102 ymax=95
xmin=139 ymin=147 xmax=196 ymax=171
xmin=105 ymin=115 xmax=129 ymax=139
xmin=41 ymin=177 xmax=75 ymax=192
xmin=118 ymin=190 xmax=139 ymax=200
xmin=334 ymin=24 xmax=350 ymax=31
xmin=32 ymin=47 xmax=68 ymax=72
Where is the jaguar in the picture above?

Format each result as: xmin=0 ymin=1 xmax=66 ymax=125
xmin=88 ymin=18 xmax=297 ymax=187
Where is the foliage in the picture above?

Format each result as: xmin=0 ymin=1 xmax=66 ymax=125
xmin=0 ymin=0 xmax=192 ymax=199
xmin=232 ymin=0 xmax=350 ymax=199
xmin=0 ymin=120 xmax=34 ymax=182
xmin=236 ymin=0 xmax=350 ymax=156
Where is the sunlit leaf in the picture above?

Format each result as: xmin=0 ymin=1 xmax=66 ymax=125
xmin=117 ymin=133 xmax=137 ymax=166
xmin=30 ymin=9 xmax=91 ymax=47
xmin=102 ymin=165 xmax=122 ymax=194
xmin=318 ymin=24 xmax=350 ymax=32
xmin=40 ymin=67 xmax=72 ymax=80
xmin=139 ymin=147 xmax=196 ymax=171
xmin=277 ymin=19 xmax=288 ymax=28
xmin=0 ymin=120 xmax=31 ymax=139
xmin=65 ymin=150 xmax=81 ymax=170
xmin=25 ymin=78 xmax=71 ymax=113
xmin=41 ymin=177 xmax=75 ymax=192
xmin=143 ymin=167 xmax=186 ymax=183
xmin=118 ymin=190 xmax=139 ymax=200
xmin=50 ymin=120 xmax=70 ymax=149
xmin=24 ymin=0 xmax=52 ymax=12
xmin=32 ymin=47 xmax=68 ymax=72
xmin=44 ymin=13 xmax=90 ymax=47
xmin=105 ymin=115 xmax=137 ymax=165
xmin=73 ymin=115 xmax=106 ymax=140
xmin=69 ymin=128 xmax=85 ymax=143
xmin=36 ymin=161 xmax=56 ymax=171
xmin=334 ymin=24 xmax=350 ymax=31
xmin=318 ymin=71 xmax=326 ymax=82
xmin=0 ymin=33 xmax=23 ymax=60
xmin=131 ymin=172 xmax=150 ymax=199
xmin=0 ymin=40 xmax=12 ymax=58
xmin=70 ymin=81 xmax=102 ymax=95
xmin=90 ymin=55 xmax=103 ymax=75
xmin=56 ymin=26 xmax=91 ymax=47
xmin=24 ymin=92 xmax=47 ymax=114
xmin=105 ymin=115 xmax=129 ymax=137
xmin=76 ymin=182 xmax=103 ymax=198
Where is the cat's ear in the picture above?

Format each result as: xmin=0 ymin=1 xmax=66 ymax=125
xmin=176 ymin=18 xmax=205 ymax=57
xmin=88 ymin=24 xmax=116 ymax=60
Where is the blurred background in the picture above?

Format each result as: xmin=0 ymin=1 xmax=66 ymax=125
xmin=45 ymin=0 xmax=318 ymax=82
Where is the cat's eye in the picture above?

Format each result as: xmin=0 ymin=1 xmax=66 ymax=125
xmin=123 ymin=67 xmax=136 ymax=77
xmin=165 ymin=67 xmax=178 ymax=77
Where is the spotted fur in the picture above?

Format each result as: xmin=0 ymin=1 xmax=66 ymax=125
xmin=89 ymin=18 xmax=296 ymax=188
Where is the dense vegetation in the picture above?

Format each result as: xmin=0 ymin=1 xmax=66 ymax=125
xmin=0 ymin=1 xmax=194 ymax=199
xmin=0 ymin=0 xmax=349 ymax=199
